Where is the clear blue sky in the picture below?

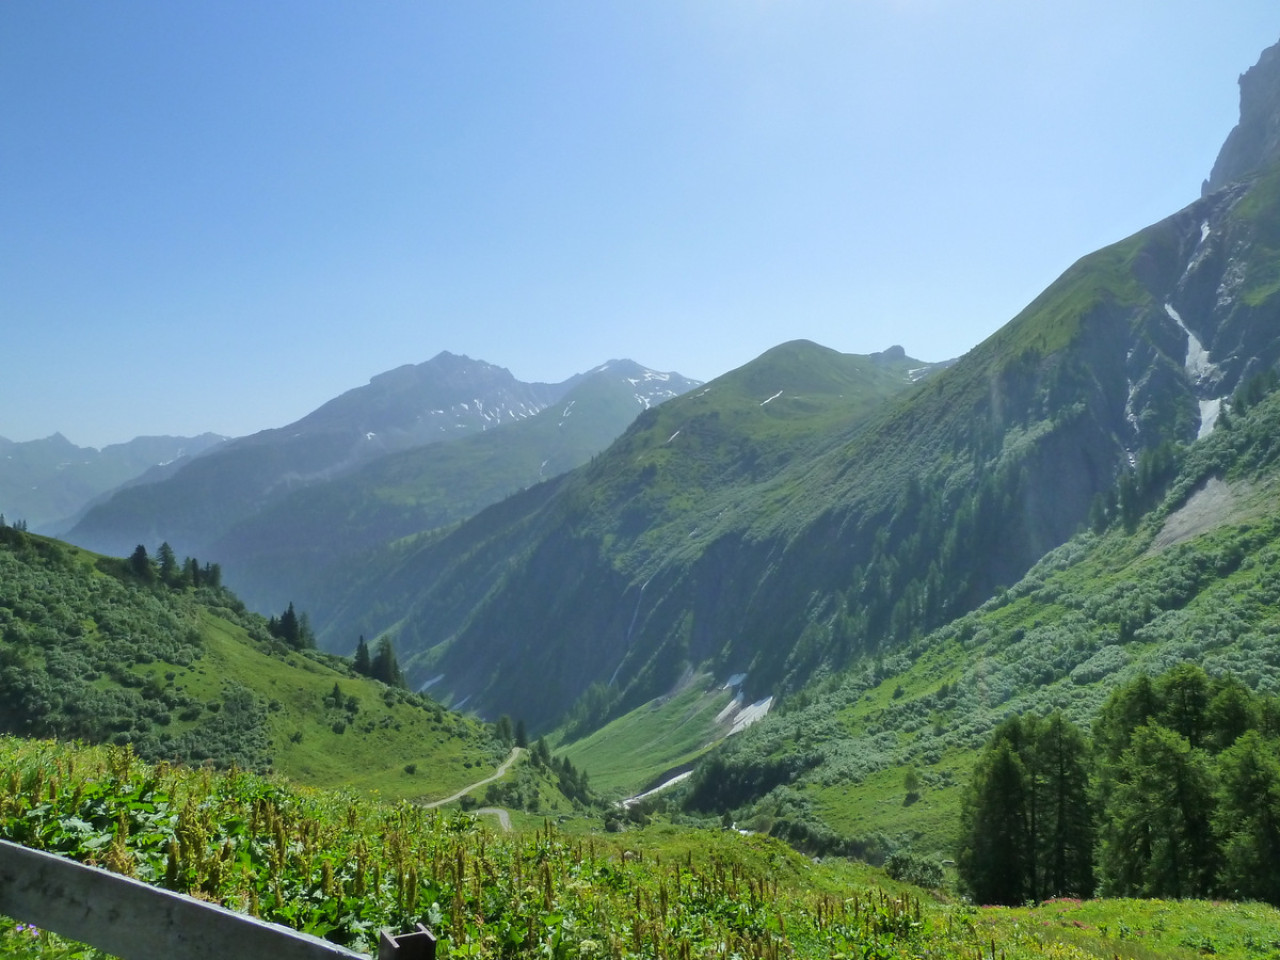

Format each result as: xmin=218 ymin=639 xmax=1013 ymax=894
xmin=3 ymin=2 xmax=1279 ymax=448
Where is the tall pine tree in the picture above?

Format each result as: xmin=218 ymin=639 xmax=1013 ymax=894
xmin=353 ymin=635 xmax=371 ymax=676
xmin=958 ymin=738 xmax=1030 ymax=905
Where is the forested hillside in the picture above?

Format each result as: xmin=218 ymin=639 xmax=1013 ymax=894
xmin=0 ymin=525 xmax=501 ymax=802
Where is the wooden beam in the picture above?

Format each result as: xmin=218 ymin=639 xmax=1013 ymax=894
xmin=0 ymin=840 xmax=366 ymax=960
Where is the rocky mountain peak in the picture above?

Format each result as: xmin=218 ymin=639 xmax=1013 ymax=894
xmin=1204 ymin=37 xmax=1280 ymax=195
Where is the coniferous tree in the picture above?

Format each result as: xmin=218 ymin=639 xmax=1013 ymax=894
xmin=277 ymin=602 xmax=300 ymax=648
xmin=1214 ymin=730 xmax=1280 ymax=903
xmin=495 ymin=715 xmax=514 ymax=746
xmin=1099 ymin=724 xmax=1217 ymax=899
xmin=298 ymin=611 xmax=315 ymax=649
xmin=156 ymin=541 xmax=178 ymax=585
xmin=203 ymin=562 xmax=222 ymax=589
xmin=1206 ymin=676 xmax=1259 ymax=752
xmin=515 ymin=718 xmax=528 ymax=749
xmin=1159 ymin=663 xmax=1211 ymax=749
xmin=128 ymin=545 xmax=154 ymax=581
xmin=353 ymin=635 xmax=371 ymax=676
xmin=959 ymin=713 xmax=1093 ymax=904
xmin=1032 ymin=713 xmax=1094 ymax=899
xmin=958 ymin=738 xmax=1030 ymax=905
xmin=371 ymin=637 xmax=403 ymax=687
xmin=532 ymin=737 xmax=552 ymax=768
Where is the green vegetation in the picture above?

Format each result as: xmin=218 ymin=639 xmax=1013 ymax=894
xmin=958 ymin=713 xmax=1093 ymax=905
xmin=319 ymin=199 xmax=1215 ymax=741
xmin=7 ymin=736 xmax=1280 ymax=959
xmin=955 ymin=659 xmax=1280 ymax=907
xmin=0 ymin=525 xmax=502 ymax=804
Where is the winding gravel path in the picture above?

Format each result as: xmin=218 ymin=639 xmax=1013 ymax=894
xmin=475 ymin=807 xmax=512 ymax=831
xmin=421 ymin=747 xmax=522 ymax=810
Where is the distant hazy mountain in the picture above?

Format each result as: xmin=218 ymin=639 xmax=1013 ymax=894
xmin=210 ymin=359 xmax=701 ymax=613
xmin=0 ymin=432 xmax=227 ymax=532
xmin=64 ymin=352 xmax=699 ymax=611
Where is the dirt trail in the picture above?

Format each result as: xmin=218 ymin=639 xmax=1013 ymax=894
xmin=475 ymin=807 xmax=512 ymax=831
xmin=421 ymin=747 xmax=522 ymax=809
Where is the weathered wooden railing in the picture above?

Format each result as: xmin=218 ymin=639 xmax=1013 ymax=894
xmin=0 ymin=840 xmax=436 ymax=959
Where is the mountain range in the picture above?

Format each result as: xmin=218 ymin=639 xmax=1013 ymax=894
xmin=8 ymin=35 xmax=1280 ymax=868
xmin=0 ymin=431 xmax=227 ymax=532
xmin=59 ymin=352 xmax=701 ymax=613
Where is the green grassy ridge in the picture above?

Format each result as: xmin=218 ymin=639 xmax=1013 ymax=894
xmin=688 ymin=382 xmax=1280 ymax=859
xmin=0 ymin=527 xmax=503 ymax=804
xmin=6 ymin=736 xmax=1280 ymax=960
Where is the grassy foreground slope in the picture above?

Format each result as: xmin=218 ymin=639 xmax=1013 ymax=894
xmin=4 ymin=736 xmax=1280 ymax=960
xmin=0 ymin=526 xmax=500 ymax=803
xmin=681 ymin=375 xmax=1280 ymax=859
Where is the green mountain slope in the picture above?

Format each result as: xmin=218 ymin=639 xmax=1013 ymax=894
xmin=319 ymin=342 xmax=941 ymax=727
xmin=677 ymin=371 xmax=1280 ymax=859
xmin=0 ymin=526 xmax=500 ymax=802
xmin=333 ymin=178 xmax=1252 ymax=736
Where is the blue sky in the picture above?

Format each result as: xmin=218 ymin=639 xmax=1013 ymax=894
xmin=3 ymin=2 xmax=1279 ymax=448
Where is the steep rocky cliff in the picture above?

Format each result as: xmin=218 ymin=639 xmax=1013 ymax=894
xmin=1205 ymin=38 xmax=1280 ymax=194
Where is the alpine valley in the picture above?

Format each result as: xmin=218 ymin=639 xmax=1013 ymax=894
xmin=5 ymin=34 xmax=1280 ymax=960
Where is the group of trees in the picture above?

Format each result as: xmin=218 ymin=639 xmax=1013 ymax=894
xmin=494 ymin=714 xmax=528 ymax=749
xmin=266 ymin=601 xmax=315 ymax=650
xmin=528 ymin=736 xmax=593 ymax=806
xmin=351 ymin=634 xmax=406 ymax=687
xmin=127 ymin=543 xmax=222 ymax=590
xmin=957 ymin=712 xmax=1094 ymax=904
xmin=959 ymin=664 xmax=1280 ymax=906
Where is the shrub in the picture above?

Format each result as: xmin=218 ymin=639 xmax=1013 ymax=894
xmin=884 ymin=851 xmax=944 ymax=889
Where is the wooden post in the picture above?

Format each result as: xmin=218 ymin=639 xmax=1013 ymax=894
xmin=0 ymin=840 xmax=366 ymax=960
xmin=378 ymin=923 xmax=437 ymax=960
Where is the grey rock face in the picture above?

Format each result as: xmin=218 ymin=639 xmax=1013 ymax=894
xmin=1205 ymin=38 xmax=1280 ymax=194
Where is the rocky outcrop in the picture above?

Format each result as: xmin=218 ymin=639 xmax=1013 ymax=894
xmin=1204 ymin=38 xmax=1280 ymax=194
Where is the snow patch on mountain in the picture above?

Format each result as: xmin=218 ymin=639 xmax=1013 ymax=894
xmin=1165 ymin=303 xmax=1218 ymax=387
xmin=729 ymin=697 xmax=773 ymax=735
